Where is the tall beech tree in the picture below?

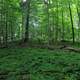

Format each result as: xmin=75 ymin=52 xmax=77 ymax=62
xmin=22 ymin=0 xmax=31 ymax=42
xmin=68 ymin=1 xmax=75 ymax=43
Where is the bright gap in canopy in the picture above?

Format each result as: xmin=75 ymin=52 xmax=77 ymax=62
xmin=22 ymin=0 xmax=26 ymax=2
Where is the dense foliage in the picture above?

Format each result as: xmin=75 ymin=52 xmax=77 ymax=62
xmin=0 ymin=1 xmax=80 ymax=80
xmin=0 ymin=48 xmax=80 ymax=80
xmin=0 ymin=0 xmax=80 ymax=46
xmin=0 ymin=0 xmax=22 ymax=46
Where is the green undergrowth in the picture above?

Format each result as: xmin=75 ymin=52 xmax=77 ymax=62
xmin=0 ymin=48 xmax=80 ymax=80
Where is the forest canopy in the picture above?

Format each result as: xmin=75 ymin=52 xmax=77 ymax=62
xmin=0 ymin=0 xmax=80 ymax=47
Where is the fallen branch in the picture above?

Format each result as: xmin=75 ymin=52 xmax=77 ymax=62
xmin=63 ymin=47 xmax=80 ymax=53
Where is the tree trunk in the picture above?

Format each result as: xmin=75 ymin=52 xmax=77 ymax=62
xmin=61 ymin=5 xmax=65 ymax=41
xmin=24 ymin=0 xmax=31 ymax=42
xmin=55 ymin=0 xmax=59 ymax=43
xmin=76 ymin=6 xmax=80 ymax=42
xmin=69 ymin=2 xmax=75 ymax=44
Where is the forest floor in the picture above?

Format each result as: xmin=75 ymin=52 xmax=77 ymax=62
xmin=0 ymin=48 xmax=80 ymax=80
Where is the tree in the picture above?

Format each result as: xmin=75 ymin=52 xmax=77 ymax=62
xmin=22 ymin=0 xmax=31 ymax=42
xmin=68 ymin=1 xmax=75 ymax=43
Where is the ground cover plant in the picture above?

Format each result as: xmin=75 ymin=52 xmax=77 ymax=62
xmin=0 ymin=48 xmax=80 ymax=80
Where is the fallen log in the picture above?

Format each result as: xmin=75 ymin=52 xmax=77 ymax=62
xmin=63 ymin=47 xmax=80 ymax=53
xmin=25 ymin=44 xmax=80 ymax=53
xmin=47 ymin=45 xmax=80 ymax=53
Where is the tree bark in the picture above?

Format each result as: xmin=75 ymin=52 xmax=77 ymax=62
xmin=69 ymin=2 xmax=75 ymax=44
xmin=61 ymin=5 xmax=65 ymax=41
xmin=23 ymin=0 xmax=31 ymax=42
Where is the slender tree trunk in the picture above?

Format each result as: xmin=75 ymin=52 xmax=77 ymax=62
xmin=52 ymin=9 xmax=55 ymax=43
xmin=47 ymin=1 xmax=50 ymax=44
xmin=44 ymin=0 xmax=50 ymax=45
xmin=61 ymin=5 xmax=65 ymax=41
xmin=55 ymin=0 xmax=59 ymax=42
xmin=11 ymin=17 xmax=14 ymax=42
xmin=76 ymin=6 xmax=80 ymax=42
xmin=69 ymin=2 xmax=75 ymax=44
xmin=24 ymin=0 xmax=31 ymax=42
xmin=5 ymin=12 xmax=8 ymax=47
xmin=4 ymin=0 xmax=8 ymax=47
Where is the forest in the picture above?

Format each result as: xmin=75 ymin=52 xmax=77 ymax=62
xmin=0 ymin=0 xmax=80 ymax=80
